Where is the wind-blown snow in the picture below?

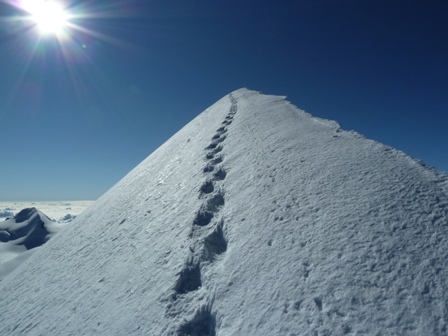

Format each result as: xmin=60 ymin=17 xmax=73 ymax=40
xmin=1 ymin=89 xmax=448 ymax=335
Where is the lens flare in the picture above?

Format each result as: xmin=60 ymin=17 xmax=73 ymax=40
xmin=1 ymin=0 xmax=137 ymax=115
xmin=22 ymin=0 xmax=69 ymax=36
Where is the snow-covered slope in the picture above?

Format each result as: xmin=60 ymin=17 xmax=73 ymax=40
xmin=0 ymin=208 xmax=65 ymax=280
xmin=1 ymin=89 xmax=448 ymax=335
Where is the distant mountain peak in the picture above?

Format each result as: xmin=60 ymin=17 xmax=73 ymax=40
xmin=0 ymin=207 xmax=53 ymax=249
xmin=14 ymin=207 xmax=38 ymax=223
xmin=0 ymin=207 xmax=71 ymax=281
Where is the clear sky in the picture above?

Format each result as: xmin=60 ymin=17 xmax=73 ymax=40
xmin=0 ymin=0 xmax=447 ymax=201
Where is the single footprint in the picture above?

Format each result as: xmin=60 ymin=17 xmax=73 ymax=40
xmin=212 ymin=145 xmax=223 ymax=154
xmin=174 ymin=262 xmax=202 ymax=295
xmin=178 ymin=305 xmax=216 ymax=336
xmin=200 ymin=180 xmax=214 ymax=194
xmin=211 ymin=156 xmax=223 ymax=165
xmin=213 ymin=167 xmax=227 ymax=180
xmin=203 ymin=220 xmax=227 ymax=262
xmin=206 ymin=143 xmax=219 ymax=150
xmin=203 ymin=164 xmax=214 ymax=173
xmin=194 ymin=193 xmax=225 ymax=226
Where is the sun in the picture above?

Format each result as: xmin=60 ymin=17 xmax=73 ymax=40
xmin=23 ymin=0 xmax=69 ymax=35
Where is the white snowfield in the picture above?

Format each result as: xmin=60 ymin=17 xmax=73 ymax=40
xmin=1 ymin=88 xmax=448 ymax=335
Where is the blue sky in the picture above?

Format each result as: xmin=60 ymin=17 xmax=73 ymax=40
xmin=0 ymin=0 xmax=447 ymax=201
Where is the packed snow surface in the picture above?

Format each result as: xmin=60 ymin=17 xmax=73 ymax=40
xmin=1 ymin=89 xmax=448 ymax=335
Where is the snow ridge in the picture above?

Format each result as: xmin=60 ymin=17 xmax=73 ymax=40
xmin=165 ymin=94 xmax=237 ymax=335
xmin=1 ymin=89 xmax=448 ymax=335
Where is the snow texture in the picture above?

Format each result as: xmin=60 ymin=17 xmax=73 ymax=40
xmin=1 ymin=88 xmax=448 ymax=335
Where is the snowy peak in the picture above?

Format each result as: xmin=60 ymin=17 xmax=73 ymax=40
xmin=0 ymin=207 xmax=65 ymax=281
xmin=0 ymin=207 xmax=55 ymax=249
xmin=1 ymin=89 xmax=448 ymax=335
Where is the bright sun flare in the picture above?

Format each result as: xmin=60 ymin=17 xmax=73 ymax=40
xmin=23 ymin=0 xmax=68 ymax=35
